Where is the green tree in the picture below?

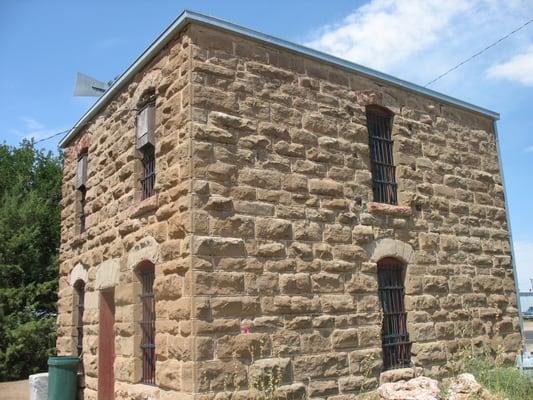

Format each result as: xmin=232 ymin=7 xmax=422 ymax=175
xmin=0 ymin=140 xmax=62 ymax=381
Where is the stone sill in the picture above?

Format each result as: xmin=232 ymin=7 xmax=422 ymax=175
xmin=368 ymin=202 xmax=412 ymax=217
xmin=380 ymin=367 xmax=423 ymax=384
xmin=129 ymin=194 xmax=159 ymax=218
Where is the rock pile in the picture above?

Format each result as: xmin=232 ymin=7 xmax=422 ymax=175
xmin=379 ymin=376 xmax=440 ymax=400
xmin=378 ymin=373 xmax=495 ymax=400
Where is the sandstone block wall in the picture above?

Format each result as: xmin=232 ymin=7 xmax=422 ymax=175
xmin=57 ymin=22 xmax=521 ymax=400
xmin=57 ymin=30 xmax=194 ymax=400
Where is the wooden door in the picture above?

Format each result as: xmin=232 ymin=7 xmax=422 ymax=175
xmin=98 ymin=290 xmax=115 ymax=400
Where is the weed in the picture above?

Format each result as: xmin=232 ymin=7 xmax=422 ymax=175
xmin=463 ymin=356 xmax=533 ymax=400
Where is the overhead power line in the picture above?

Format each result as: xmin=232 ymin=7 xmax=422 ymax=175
xmin=34 ymin=129 xmax=71 ymax=144
xmin=31 ymin=107 xmax=139 ymax=145
xmin=425 ymin=17 xmax=533 ymax=87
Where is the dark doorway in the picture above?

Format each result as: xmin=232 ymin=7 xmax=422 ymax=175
xmin=98 ymin=290 xmax=115 ymax=400
xmin=377 ymin=258 xmax=411 ymax=370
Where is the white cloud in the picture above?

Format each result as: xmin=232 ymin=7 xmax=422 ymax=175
xmin=306 ymin=0 xmax=471 ymax=71
xmin=10 ymin=117 xmax=66 ymax=143
xmin=487 ymin=46 xmax=533 ymax=86
xmin=304 ymin=0 xmax=532 ymax=86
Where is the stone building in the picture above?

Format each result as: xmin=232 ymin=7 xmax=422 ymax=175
xmin=56 ymin=10 xmax=522 ymax=400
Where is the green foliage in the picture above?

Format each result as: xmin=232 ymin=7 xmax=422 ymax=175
xmin=465 ymin=357 xmax=533 ymax=400
xmin=0 ymin=140 xmax=62 ymax=381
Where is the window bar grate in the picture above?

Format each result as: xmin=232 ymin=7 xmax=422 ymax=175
xmin=378 ymin=259 xmax=412 ymax=370
xmin=367 ymin=110 xmax=397 ymax=205
xmin=79 ymin=186 xmax=86 ymax=233
xmin=140 ymin=145 xmax=155 ymax=200
xmin=75 ymin=281 xmax=85 ymax=374
xmin=140 ymin=268 xmax=156 ymax=385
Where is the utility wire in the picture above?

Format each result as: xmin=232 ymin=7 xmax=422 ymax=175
xmin=31 ymin=107 xmax=139 ymax=145
xmin=34 ymin=129 xmax=71 ymax=144
xmin=425 ymin=17 xmax=533 ymax=87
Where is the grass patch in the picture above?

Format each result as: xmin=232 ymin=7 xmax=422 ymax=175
xmin=464 ymin=357 xmax=533 ymax=400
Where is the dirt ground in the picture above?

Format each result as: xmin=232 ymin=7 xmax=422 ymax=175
xmin=0 ymin=379 xmax=28 ymax=400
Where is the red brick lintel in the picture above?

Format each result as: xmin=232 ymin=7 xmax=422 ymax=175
xmin=368 ymin=202 xmax=412 ymax=217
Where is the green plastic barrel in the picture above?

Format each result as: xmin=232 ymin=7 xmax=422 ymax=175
xmin=48 ymin=356 xmax=79 ymax=400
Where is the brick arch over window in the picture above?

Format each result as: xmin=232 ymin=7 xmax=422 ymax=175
xmin=75 ymin=133 xmax=91 ymax=158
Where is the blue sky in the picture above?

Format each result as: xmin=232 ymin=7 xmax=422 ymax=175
xmin=1 ymin=1 xmax=532 ymax=292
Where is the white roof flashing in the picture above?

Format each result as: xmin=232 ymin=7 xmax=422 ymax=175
xmin=59 ymin=10 xmax=499 ymax=148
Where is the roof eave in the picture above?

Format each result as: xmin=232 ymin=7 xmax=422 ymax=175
xmin=59 ymin=10 xmax=499 ymax=148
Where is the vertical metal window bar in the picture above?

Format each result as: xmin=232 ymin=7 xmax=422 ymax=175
xmin=378 ymin=259 xmax=412 ymax=370
xmin=140 ymin=145 xmax=155 ymax=200
xmin=75 ymin=281 xmax=85 ymax=373
xmin=140 ymin=268 xmax=155 ymax=384
xmin=79 ymin=186 xmax=86 ymax=233
xmin=367 ymin=111 xmax=398 ymax=205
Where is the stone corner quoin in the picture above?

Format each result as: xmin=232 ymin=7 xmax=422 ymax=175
xmin=56 ymin=18 xmax=521 ymax=400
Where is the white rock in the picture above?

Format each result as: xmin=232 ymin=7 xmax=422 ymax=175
xmin=29 ymin=372 xmax=48 ymax=400
xmin=448 ymin=373 xmax=485 ymax=400
xmin=379 ymin=376 xmax=440 ymax=400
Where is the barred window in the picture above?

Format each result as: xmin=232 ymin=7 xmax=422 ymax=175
xmin=79 ymin=186 xmax=87 ymax=233
xmin=139 ymin=263 xmax=155 ymax=385
xmin=76 ymin=151 xmax=88 ymax=233
xmin=366 ymin=106 xmax=397 ymax=204
xmin=136 ymin=90 xmax=156 ymax=201
xmin=377 ymin=258 xmax=411 ymax=370
xmin=74 ymin=280 xmax=85 ymax=373
xmin=140 ymin=145 xmax=155 ymax=200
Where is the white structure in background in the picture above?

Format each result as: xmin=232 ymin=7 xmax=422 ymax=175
xmin=518 ymin=352 xmax=533 ymax=377
xmin=29 ymin=373 xmax=48 ymax=400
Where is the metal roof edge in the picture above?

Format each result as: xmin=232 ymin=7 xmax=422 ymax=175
xmin=59 ymin=10 xmax=499 ymax=148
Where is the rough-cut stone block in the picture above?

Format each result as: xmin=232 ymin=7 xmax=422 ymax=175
xmin=309 ymin=178 xmax=344 ymax=197
xmin=249 ymin=357 xmax=292 ymax=385
xmin=256 ymin=218 xmax=292 ymax=240
xmin=279 ymin=273 xmax=311 ymax=294
xmin=210 ymin=296 xmax=261 ymax=318
xmin=194 ymin=271 xmax=244 ymax=295
xmin=192 ymin=236 xmax=246 ymax=257
xmin=293 ymin=353 xmax=349 ymax=379
xmin=331 ymin=329 xmax=358 ymax=349
xmin=216 ymin=333 xmax=270 ymax=360
xmin=322 ymin=294 xmax=355 ymax=313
